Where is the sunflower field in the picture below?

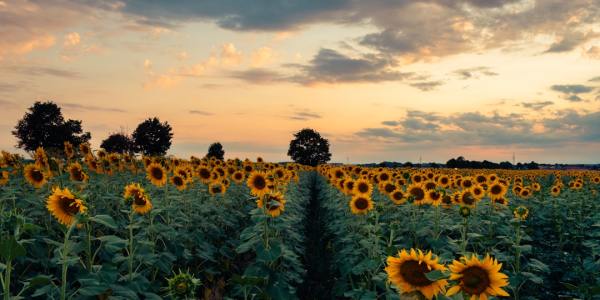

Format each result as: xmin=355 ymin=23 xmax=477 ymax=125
xmin=0 ymin=143 xmax=599 ymax=300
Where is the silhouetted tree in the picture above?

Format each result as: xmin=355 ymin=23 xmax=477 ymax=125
xmin=101 ymin=133 xmax=134 ymax=154
xmin=206 ymin=142 xmax=225 ymax=160
xmin=287 ymin=128 xmax=331 ymax=166
xmin=12 ymin=101 xmax=91 ymax=153
xmin=132 ymin=117 xmax=173 ymax=156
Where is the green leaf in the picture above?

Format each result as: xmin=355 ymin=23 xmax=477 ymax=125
xmin=0 ymin=236 xmax=26 ymax=261
xmin=256 ymin=242 xmax=282 ymax=263
xmin=90 ymin=215 xmax=118 ymax=230
xmin=561 ymin=282 xmax=579 ymax=291
xmin=425 ymin=270 xmax=447 ymax=281
xmin=78 ymin=285 xmax=110 ymax=296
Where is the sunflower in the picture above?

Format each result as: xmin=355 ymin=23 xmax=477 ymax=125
xmin=461 ymin=177 xmax=474 ymax=189
xmin=492 ymin=197 xmax=509 ymax=206
xmin=389 ymin=189 xmax=407 ymax=205
xmin=531 ymin=182 xmax=541 ymax=192
xmin=0 ymin=171 xmax=9 ymax=186
xmin=24 ymin=164 xmax=47 ymax=188
xmin=487 ymin=182 xmax=507 ymax=199
xmin=550 ymin=185 xmax=561 ymax=197
xmin=519 ymin=188 xmax=532 ymax=199
xmin=441 ymin=194 xmax=453 ymax=208
xmin=146 ymin=163 xmax=167 ymax=187
xmin=171 ymin=175 xmax=187 ymax=191
xmin=378 ymin=171 xmax=392 ymax=182
xmin=437 ymin=175 xmax=450 ymax=188
xmin=344 ymin=179 xmax=356 ymax=195
xmin=257 ymin=192 xmax=286 ymax=217
xmin=231 ymin=170 xmax=245 ymax=183
xmin=124 ymin=183 xmax=153 ymax=214
xmin=471 ymin=185 xmax=485 ymax=200
xmin=247 ymin=171 xmax=270 ymax=197
xmin=209 ymin=182 xmax=226 ymax=196
xmin=446 ymin=255 xmax=509 ymax=300
xmin=47 ymin=187 xmax=87 ymax=226
xmin=407 ymin=183 xmax=429 ymax=206
xmin=423 ymin=180 xmax=437 ymax=191
xmin=34 ymin=147 xmax=49 ymax=169
xmin=64 ymin=141 xmax=74 ymax=159
xmin=68 ymin=162 xmax=88 ymax=182
xmin=380 ymin=181 xmax=397 ymax=195
xmin=353 ymin=178 xmax=373 ymax=196
xmin=349 ymin=194 xmax=374 ymax=215
xmin=513 ymin=205 xmax=529 ymax=220
xmin=427 ymin=190 xmax=442 ymax=206
xmin=79 ymin=143 xmax=91 ymax=156
xmin=385 ymin=249 xmax=448 ymax=299
xmin=458 ymin=190 xmax=478 ymax=208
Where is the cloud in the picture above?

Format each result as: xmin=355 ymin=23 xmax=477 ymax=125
xmin=551 ymin=84 xmax=595 ymax=102
xmin=289 ymin=48 xmax=413 ymax=84
xmin=63 ymin=32 xmax=81 ymax=47
xmin=355 ymin=109 xmax=600 ymax=147
xmin=409 ymin=81 xmax=444 ymax=91
xmin=453 ymin=66 xmax=498 ymax=79
xmin=520 ymin=101 xmax=554 ymax=110
xmin=220 ymin=43 xmax=243 ymax=66
xmin=2 ymin=65 xmax=81 ymax=78
xmin=250 ymin=47 xmax=274 ymax=67
xmin=289 ymin=111 xmax=321 ymax=121
xmin=59 ymin=102 xmax=127 ymax=113
xmin=231 ymin=69 xmax=286 ymax=84
xmin=189 ymin=110 xmax=214 ymax=116
xmin=544 ymin=30 xmax=599 ymax=53
xmin=589 ymin=76 xmax=600 ymax=82
xmin=586 ymin=46 xmax=600 ymax=59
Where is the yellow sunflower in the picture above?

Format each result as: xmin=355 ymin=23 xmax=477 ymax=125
xmin=247 ymin=171 xmax=270 ymax=197
xmin=47 ymin=187 xmax=87 ymax=226
xmin=427 ymin=190 xmax=442 ymax=206
xmin=123 ymin=183 xmax=153 ymax=214
xmin=171 ymin=175 xmax=187 ymax=191
xmin=458 ymin=190 xmax=478 ymax=208
xmin=513 ymin=205 xmax=529 ymax=220
xmin=257 ymin=192 xmax=286 ymax=217
xmin=146 ymin=163 xmax=167 ymax=187
xmin=0 ymin=171 xmax=9 ymax=186
xmin=79 ymin=143 xmax=91 ymax=156
xmin=24 ymin=163 xmax=47 ymax=188
xmin=231 ymin=170 xmax=245 ymax=183
xmin=380 ymin=181 xmax=398 ymax=195
xmin=385 ymin=248 xmax=448 ymax=299
xmin=349 ymin=194 xmax=374 ymax=215
xmin=550 ymin=185 xmax=561 ymax=197
xmin=64 ymin=141 xmax=74 ymax=159
xmin=487 ymin=182 xmax=507 ymax=199
xmin=389 ymin=189 xmax=407 ymax=205
xmin=407 ymin=183 xmax=429 ymax=206
xmin=447 ymin=255 xmax=509 ymax=300
xmin=68 ymin=162 xmax=88 ymax=182
xmin=353 ymin=178 xmax=373 ymax=196
xmin=209 ymin=182 xmax=226 ymax=196
xmin=437 ymin=175 xmax=450 ymax=188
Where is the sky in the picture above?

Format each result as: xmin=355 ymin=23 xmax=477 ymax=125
xmin=1 ymin=0 xmax=599 ymax=164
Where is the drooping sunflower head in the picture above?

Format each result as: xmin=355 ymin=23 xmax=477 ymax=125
xmin=349 ymin=194 xmax=374 ymax=215
xmin=353 ymin=178 xmax=373 ymax=196
xmin=447 ymin=254 xmax=509 ymax=300
xmin=64 ymin=141 xmax=74 ymax=158
xmin=171 ymin=175 xmax=187 ymax=191
xmin=34 ymin=147 xmax=49 ymax=168
xmin=123 ymin=183 xmax=146 ymax=202
xmin=24 ymin=163 xmax=47 ymax=188
xmin=247 ymin=171 xmax=270 ymax=197
xmin=146 ymin=163 xmax=167 ymax=187
xmin=513 ymin=205 xmax=529 ymax=221
xmin=68 ymin=162 xmax=88 ymax=182
xmin=385 ymin=248 xmax=448 ymax=300
xmin=257 ymin=192 xmax=286 ymax=217
xmin=79 ymin=143 xmax=91 ymax=155
xmin=47 ymin=187 xmax=87 ymax=226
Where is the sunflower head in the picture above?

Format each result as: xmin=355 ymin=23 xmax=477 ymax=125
xmin=257 ymin=192 xmax=286 ymax=217
xmin=488 ymin=182 xmax=507 ymax=199
xmin=47 ymin=187 xmax=87 ymax=226
xmin=389 ymin=189 xmax=407 ymax=205
xmin=447 ymin=254 xmax=509 ymax=299
xmin=64 ymin=141 xmax=74 ymax=158
xmin=24 ymin=163 xmax=47 ymax=188
xmin=459 ymin=206 xmax=471 ymax=218
xmin=247 ymin=171 xmax=270 ymax=197
xmin=385 ymin=248 xmax=448 ymax=300
xmin=407 ymin=184 xmax=428 ymax=205
xmin=0 ymin=171 xmax=10 ymax=186
xmin=171 ymin=175 xmax=187 ymax=191
xmin=550 ymin=185 xmax=561 ymax=196
xmin=349 ymin=194 xmax=374 ymax=215
xmin=232 ymin=170 xmax=245 ymax=183
xmin=513 ymin=205 xmax=529 ymax=221
xmin=459 ymin=190 xmax=478 ymax=208
xmin=166 ymin=270 xmax=201 ymax=299
xmin=146 ymin=163 xmax=167 ymax=187
xmin=68 ymin=162 xmax=88 ymax=182
xmin=209 ymin=182 xmax=226 ymax=196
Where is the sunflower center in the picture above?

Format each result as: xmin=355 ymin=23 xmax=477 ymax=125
xmin=461 ymin=266 xmax=490 ymax=295
xmin=31 ymin=169 xmax=44 ymax=182
xmin=253 ymin=176 xmax=266 ymax=190
xmin=358 ymin=182 xmax=369 ymax=193
xmin=410 ymin=187 xmax=425 ymax=201
xmin=462 ymin=193 xmax=475 ymax=205
xmin=400 ymin=260 xmax=433 ymax=287
xmin=490 ymin=185 xmax=502 ymax=195
xmin=174 ymin=177 xmax=184 ymax=186
xmin=151 ymin=167 xmax=163 ymax=180
xmin=354 ymin=198 xmax=369 ymax=210
xmin=212 ymin=185 xmax=222 ymax=194
xmin=59 ymin=196 xmax=80 ymax=216
xmin=463 ymin=180 xmax=473 ymax=188
xmin=392 ymin=191 xmax=404 ymax=201
xmin=384 ymin=183 xmax=396 ymax=194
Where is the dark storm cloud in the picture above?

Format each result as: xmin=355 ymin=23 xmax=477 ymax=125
xmin=521 ymin=101 xmax=554 ymax=110
xmin=357 ymin=109 xmax=600 ymax=147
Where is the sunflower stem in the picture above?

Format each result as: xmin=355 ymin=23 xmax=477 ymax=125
xmin=60 ymin=219 xmax=78 ymax=300
xmin=85 ymin=222 xmax=92 ymax=271
xmin=3 ymin=260 xmax=11 ymax=300
xmin=460 ymin=216 xmax=469 ymax=255
xmin=128 ymin=209 xmax=135 ymax=282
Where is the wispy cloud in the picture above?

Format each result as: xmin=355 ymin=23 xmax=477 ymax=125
xmin=289 ymin=110 xmax=321 ymax=121
xmin=3 ymin=66 xmax=82 ymax=79
xmin=189 ymin=110 xmax=214 ymax=116
xmin=60 ymin=102 xmax=127 ymax=113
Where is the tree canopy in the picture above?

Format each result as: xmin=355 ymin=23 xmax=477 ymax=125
xmin=206 ymin=142 xmax=225 ymax=160
xmin=12 ymin=101 xmax=91 ymax=153
xmin=287 ymin=128 xmax=331 ymax=166
xmin=132 ymin=117 xmax=173 ymax=156
xmin=101 ymin=133 xmax=134 ymax=154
